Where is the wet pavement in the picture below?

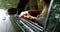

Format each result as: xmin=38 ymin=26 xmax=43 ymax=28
xmin=0 ymin=9 xmax=15 ymax=32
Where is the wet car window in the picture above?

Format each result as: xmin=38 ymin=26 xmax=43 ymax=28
xmin=45 ymin=0 xmax=60 ymax=32
xmin=1 ymin=0 xmax=60 ymax=32
xmin=0 ymin=0 xmax=19 ymax=32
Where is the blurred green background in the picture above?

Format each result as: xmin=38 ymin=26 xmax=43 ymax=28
xmin=0 ymin=0 xmax=19 ymax=9
xmin=0 ymin=0 xmax=43 ymax=10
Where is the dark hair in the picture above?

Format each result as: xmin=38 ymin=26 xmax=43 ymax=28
xmin=8 ymin=8 xmax=17 ymax=15
xmin=44 ymin=0 xmax=51 ymax=5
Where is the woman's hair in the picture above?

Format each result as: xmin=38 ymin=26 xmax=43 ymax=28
xmin=8 ymin=8 xmax=17 ymax=15
xmin=44 ymin=0 xmax=51 ymax=5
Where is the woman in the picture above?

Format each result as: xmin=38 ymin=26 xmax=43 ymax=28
xmin=19 ymin=0 xmax=51 ymax=26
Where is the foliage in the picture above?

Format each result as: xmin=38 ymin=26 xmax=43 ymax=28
xmin=0 ymin=0 xmax=19 ymax=9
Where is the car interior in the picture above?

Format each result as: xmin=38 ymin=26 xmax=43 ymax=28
xmin=9 ymin=0 xmax=60 ymax=32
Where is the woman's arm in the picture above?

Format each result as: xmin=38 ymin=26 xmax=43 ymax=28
xmin=39 ymin=6 xmax=48 ymax=18
xmin=19 ymin=10 xmax=42 ymax=20
xmin=28 ymin=10 xmax=42 ymax=17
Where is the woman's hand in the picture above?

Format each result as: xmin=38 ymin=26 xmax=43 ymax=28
xmin=19 ymin=11 xmax=37 ymax=20
xmin=19 ymin=11 xmax=29 ymax=18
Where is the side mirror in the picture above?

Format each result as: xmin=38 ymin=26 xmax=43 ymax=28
xmin=8 ymin=8 xmax=17 ymax=15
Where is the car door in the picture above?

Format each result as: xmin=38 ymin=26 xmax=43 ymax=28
xmin=44 ymin=0 xmax=60 ymax=32
xmin=9 ymin=0 xmax=53 ymax=32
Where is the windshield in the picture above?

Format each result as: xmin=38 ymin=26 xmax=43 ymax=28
xmin=0 ymin=0 xmax=20 ymax=32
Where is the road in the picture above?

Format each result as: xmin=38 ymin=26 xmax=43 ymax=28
xmin=0 ymin=9 xmax=15 ymax=32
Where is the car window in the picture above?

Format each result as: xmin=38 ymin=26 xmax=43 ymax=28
xmin=45 ymin=0 xmax=60 ymax=32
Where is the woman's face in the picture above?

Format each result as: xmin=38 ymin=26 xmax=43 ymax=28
xmin=40 ymin=0 xmax=46 ymax=6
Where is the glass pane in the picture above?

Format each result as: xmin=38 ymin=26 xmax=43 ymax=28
xmin=46 ymin=0 xmax=60 ymax=32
